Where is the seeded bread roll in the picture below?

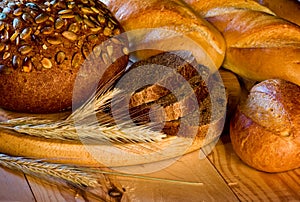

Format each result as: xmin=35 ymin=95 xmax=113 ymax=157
xmin=230 ymin=79 xmax=300 ymax=172
xmin=0 ymin=0 xmax=129 ymax=113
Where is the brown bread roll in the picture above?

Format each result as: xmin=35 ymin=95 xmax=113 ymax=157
xmin=0 ymin=0 xmax=129 ymax=113
xmin=230 ymin=79 xmax=300 ymax=172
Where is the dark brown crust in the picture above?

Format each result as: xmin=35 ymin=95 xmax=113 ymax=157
xmin=118 ymin=52 xmax=227 ymax=141
xmin=0 ymin=0 xmax=129 ymax=113
xmin=230 ymin=79 xmax=300 ymax=173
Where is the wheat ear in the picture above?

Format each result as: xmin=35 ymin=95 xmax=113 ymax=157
xmin=0 ymin=153 xmax=98 ymax=187
xmin=0 ymin=88 xmax=166 ymax=143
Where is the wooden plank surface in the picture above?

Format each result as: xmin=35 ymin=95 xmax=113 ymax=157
xmin=0 ymin=167 xmax=35 ymax=202
xmin=114 ymin=147 xmax=239 ymax=201
xmin=1 ymin=134 xmax=299 ymax=201
xmin=207 ymin=134 xmax=300 ymax=201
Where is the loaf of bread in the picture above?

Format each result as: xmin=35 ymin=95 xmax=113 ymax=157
xmin=0 ymin=0 xmax=129 ymax=113
xmin=254 ymin=0 xmax=300 ymax=26
xmin=102 ymin=0 xmax=226 ymax=71
xmin=230 ymin=79 xmax=300 ymax=172
xmin=124 ymin=52 xmax=226 ymax=135
xmin=185 ymin=0 xmax=300 ymax=86
xmin=0 ymin=51 xmax=227 ymax=167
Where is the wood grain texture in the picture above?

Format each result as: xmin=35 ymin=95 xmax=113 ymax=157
xmin=206 ymin=134 xmax=300 ymax=201
xmin=1 ymin=134 xmax=299 ymax=201
xmin=0 ymin=167 xmax=35 ymax=201
xmin=115 ymin=148 xmax=239 ymax=201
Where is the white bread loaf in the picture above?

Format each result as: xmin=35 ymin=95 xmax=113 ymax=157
xmin=101 ymin=0 xmax=226 ymax=71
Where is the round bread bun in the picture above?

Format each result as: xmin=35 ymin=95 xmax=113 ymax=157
xmin=0 ymin=0 xmax=129 ymax=113
xmin=230 ymin=79 xmax=300 ymax=173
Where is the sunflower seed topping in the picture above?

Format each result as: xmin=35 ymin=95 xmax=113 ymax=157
xmin=23 ymin=57 xmax=33 ymax=72
xmin=74 ymin=15 xmax=82 ymax=23
xmin=62 ymin=31 xmax=78 ymax=41
xmin=35 ymin=13 xmax=49 ymax=24
xmin=0 ymin=0 xmax=126 ymax=75
xmin=83 ymin=18 xmax=95 ymax=28
xmin=103 ymin=27 xmax=112 ymax=36
xmin=22 ymin=13 xmax=34 ymax=23
xmin=111 ymin=38 xmax=122 ymax=45
xmin=93 ymin=45 xmax=102 ymax=57
xmin=123 ymin=47 xmax=129 ymax=55
xmin=113 ymin=28 xmax=121 ymax=35
xmin=81 ymin=7 xmax=94 ymax=14
xmin=55 ymin=18 xmax=64 ymax=29
xmin=67 ymin=2 xmax=76 ymax=9
xmin=47 ymin=36 xmax=62 ymax=45
xmin=10 ymin=31 xmax=19 ymax=41
xmin=3 ymin=52 xmax=10 ymax=60
xmin=60 ymin=14 xmax=75 ymax=19
xmin=107 ymin=45 xmax=114 ymax=57
xmin=2 ymin=30 xmax=9 ymax=41
xmin=15 ymin=36 xmax=20 ymax=46
xmin=58 ymin=9 xmax=73 ymax=15
xmin=90 ymin=27 xmax=102 ymax=32
xmin=13 ymin=18 xmax=21 ymax=29
xmin=55 ymin=51 xmax=66 ymax=64
xmin=72 ymin=53 xmax=81 ymax=68
xmin=13 ymin=8 xmax=23 ymax=16
xmin=25 ymin=3 xmax=39 ymax=11
xmin=101 ymin=52 xmax=109 ymax=64
xmin=68 ymin=23 xmax=79 ymax=33
xmin=41 ymin=58 xmax=52 ymax=69
xmin=19 ymin=45 xmax=33 ymax=55
xmin=97 ymin=15 xmax=106 ymax=24
xmin=41 ymin=26 xmax=54 ymax=35
xmin=12 ymin=55 xmax=21 ymax=69
xmin=91 ymin=7 xmax=100 ymax=14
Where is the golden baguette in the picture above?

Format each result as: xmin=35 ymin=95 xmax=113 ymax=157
xmin=0 ymin=118 xmax=224 ymax=167
xmin=185 ymin=0 xmax=300 ymax=86
xmin=254 ymin=0 xmax=300 ymax=26
xmin=102 ymin=0 xmax=226 ymax=70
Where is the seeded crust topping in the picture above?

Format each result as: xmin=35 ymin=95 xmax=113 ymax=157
xmin=0 ymin=0 xmax=128 ymax=74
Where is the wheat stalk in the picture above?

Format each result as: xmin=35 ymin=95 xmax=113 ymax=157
xmin=0 ymin=153 xmax=204 ymax=188
xmin=0 ymin=153 xmax=98 ymax=188
xmin=0 ymin=88 xmax=166 ymax=143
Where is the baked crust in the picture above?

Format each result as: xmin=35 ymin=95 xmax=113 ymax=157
xmin=0 ymin=0 xmax=129 ymax=113
xmin=230 ymin=79 xmax=300 ymax=172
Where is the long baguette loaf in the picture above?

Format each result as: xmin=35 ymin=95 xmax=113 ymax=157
xmin=101 ymin=0 xmax=226 ymax=71
xmin=185 ymin=0 xmax=300 ymax=86
xmin=254 ymin=0 xmax=300 ymax=26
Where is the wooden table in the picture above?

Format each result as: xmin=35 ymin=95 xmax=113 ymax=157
xmin=1 ymin=133 xmax=299 ymax=202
